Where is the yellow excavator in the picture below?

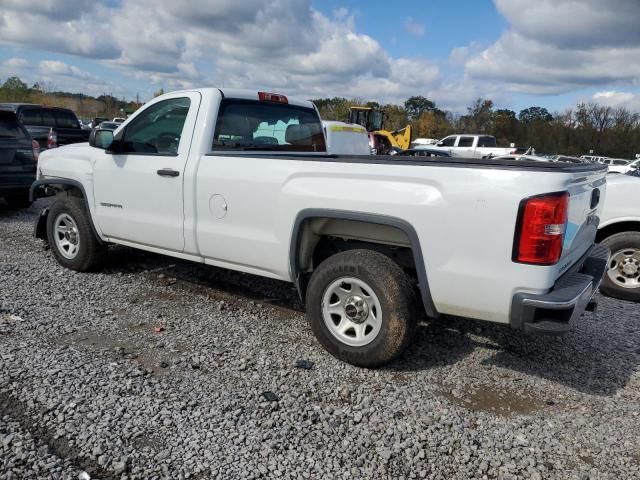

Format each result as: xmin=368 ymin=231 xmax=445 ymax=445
xmin=348 ymin=106 xmax=412 ymax=154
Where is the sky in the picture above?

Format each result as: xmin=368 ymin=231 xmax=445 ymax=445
xmin=0 ymin=0 xmax=639 ymax=113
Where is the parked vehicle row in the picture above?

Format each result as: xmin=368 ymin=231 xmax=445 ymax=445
xmin=0 ymin=103 xmax=89 ymax=151
xmin=0 ymin=103 xmax=116 ymax=209
xmin=580 ymin=155 xmax=638 ymax=174
xmin=0 ymin=110 xmax=39 ymax=208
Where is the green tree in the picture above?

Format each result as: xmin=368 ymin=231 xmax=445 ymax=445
xmin=312 ymin=97 xmax=354 ymax=122
xmin=493 ymin=109 xmax=519 ymax=146
xmin=2 ymin=76 xmax=29 ymax=91
xmin=414 ymin=110 xmax=452 ymax=139
xmin=381 ymin=103 xmax=409 ymax=131
xmin=518 ymin=106 xmax=553 ymax=123
xmin=460 ymin=98 xmax=494 ymax=133
xmin=404 ymin=96 xmax=436 ymax=120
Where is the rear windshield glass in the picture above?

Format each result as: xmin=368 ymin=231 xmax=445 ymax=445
xmin=212 ymin=99 xmax=326 ymax=152
xmin=0 ymin=112 xmax=26 ymax=139
xmin=40 ymin=109 xmax=56 ymax=127
xmin=19 ymin=108 xmax=42 ymax=125
xmin=54 ymin=109 xmax=79 ymax=128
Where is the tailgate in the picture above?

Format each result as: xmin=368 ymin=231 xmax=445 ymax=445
xmin=56 ymin=128 xmax=89 ymax=146
xmin=556 ymin=169 xmax=607 ymax=277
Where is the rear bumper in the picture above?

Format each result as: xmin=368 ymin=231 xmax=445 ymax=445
xmin=510 ymin=244 xmax=610 ymax=335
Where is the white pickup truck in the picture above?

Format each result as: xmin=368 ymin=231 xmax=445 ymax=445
xmin=596 ymin=174 xmax=640 ymax=302
xmin=422 ymin=134 xmax=516 ymax=158
xmin=31 ymin=88 xmax=609 ymax=366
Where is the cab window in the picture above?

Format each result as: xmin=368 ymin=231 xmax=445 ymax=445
xmin=120 ymin=98 xmax=191 ymax=155
xmin=477 ymin=136 xmax=496 ymax=147
xmin=440 ymin=136 xmax=456 ymax=147
xmin=458 ymin=136 xmax=474 ymax=147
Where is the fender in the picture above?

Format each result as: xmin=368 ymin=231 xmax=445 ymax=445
xmin=30 ymin=178 xmax=105 ymax=244
xmin=289 ymin=208 xmax=438 ymax=318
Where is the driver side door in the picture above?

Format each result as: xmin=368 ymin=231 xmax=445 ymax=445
xmin=93 ymin=92 xmax=201 ymax=252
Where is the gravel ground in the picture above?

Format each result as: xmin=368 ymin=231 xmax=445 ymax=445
xmin=1 ymin=199 xmax=639 ymax=480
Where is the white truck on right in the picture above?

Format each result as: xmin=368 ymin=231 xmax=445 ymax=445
xmin=597 ymin=174 xmax=640 ymax=301
xmin=421 ymin=134 xmax=516 ymax=158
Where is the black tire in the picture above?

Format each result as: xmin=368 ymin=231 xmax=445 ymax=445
xmin=5 ymin=190 xmax=31 ymax=209
xmin=46 ymin=195 xmax=107 ymax=272
xmin=306 ymin=249 xmax=417 ymax=367
xmin=599 ymin=232 xmax=640 ymax=302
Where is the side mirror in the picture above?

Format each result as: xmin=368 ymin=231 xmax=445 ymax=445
xmin=89 ymin=129 xmax=115 ymax=151
xmin=436 ymin=142 xmax=444 ymax=147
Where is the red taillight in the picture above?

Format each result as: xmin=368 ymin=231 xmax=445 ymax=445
xmin=47 ymin=128 xmax=57 ymax=149
xmin=31 ymin=139 xmax=40 ymax=161
xmin=258 ymin=91 xmax=288 ymax=104
xmin=513 ymin=192 xmax=569 ymax=265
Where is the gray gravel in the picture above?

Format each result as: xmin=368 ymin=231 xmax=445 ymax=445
xmin=1 ymin=199 xmax=639 ymax=479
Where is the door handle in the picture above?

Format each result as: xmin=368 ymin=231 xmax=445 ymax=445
xmin=157 ymin=168 xmax=180 ymax=177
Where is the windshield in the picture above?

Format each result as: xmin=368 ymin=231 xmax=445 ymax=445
xmin=213 ymin=99 xmax=326 ymax=152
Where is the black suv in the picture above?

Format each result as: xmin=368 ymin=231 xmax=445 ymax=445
xmin=0 ymin=110 xmax=38 ymax=208
xmin=0 ymin=103 xmax=89 ymax=150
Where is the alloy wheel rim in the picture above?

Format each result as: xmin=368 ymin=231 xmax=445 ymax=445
xmin=322 ymin=277 xmax=383 ymax=347
xmin=54 ymin=213 xmax=81 ymax=260
xmin=607 ymin=247 xmax=640 ymax=289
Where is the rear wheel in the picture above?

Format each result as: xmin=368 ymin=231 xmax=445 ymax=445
xmin=600 ymin=232 xmax=640 ymax=302
xmin=5 ymin=190 xmax=31 ymax=209
xmin=306 ymin=249 xmax=417 ymax=367
xmin=46 ymin=196 xmax=106 ymax=272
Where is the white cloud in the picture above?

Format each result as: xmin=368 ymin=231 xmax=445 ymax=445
xmin=3 ymin=57 xmax=29 ymax=69
xmin=0 ymin=58 xmax=30 ymax=83
xmin=464 ymin=0 xmax=640 ymax=94
xmin=494 ymin=0 xmax=640 ymax=49
xmin=0 ymin=0 xmax=446 ymax=104
xmin=333 ymin=7 xmax=349 ymax=20
xmin=0 ymin=2 xmax=119 ymax=59
xmin=39 ymin=60 xmax=95 ymax=81
xmin=448 ymin=42 xmax=483 ymax=65
xmin=404 ymin=17 xmax=425 ymax=37
xmin=593 ymin=91 xmax=640 ymax=112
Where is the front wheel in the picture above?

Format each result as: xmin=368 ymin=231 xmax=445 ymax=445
xmin=599 ymin=232 xmax=640 ymax=302
xmin=46 ymin=196 xmax=106 ymax=272
xmin=306 ymin=249 xmax=417 ymax=367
